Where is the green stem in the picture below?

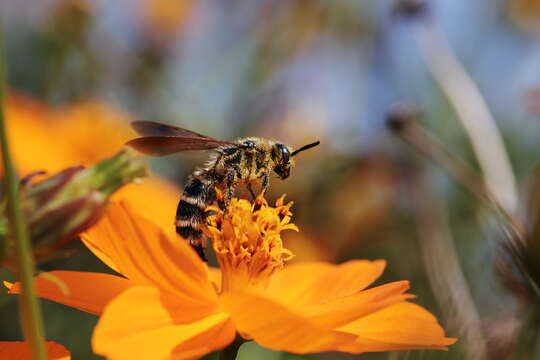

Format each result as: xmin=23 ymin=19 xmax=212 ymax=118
xmin=0 ymin=36 xmax=47 ymax=359
xmin=218 ymin=336 xmax=244 ymax=360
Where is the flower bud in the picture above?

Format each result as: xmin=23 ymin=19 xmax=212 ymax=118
xmin=1 ymin=149 xmax=146 ymax=266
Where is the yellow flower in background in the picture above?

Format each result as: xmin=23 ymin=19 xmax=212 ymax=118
xmin=141 ymin=0 xmax=194 ymax=37
xmin=4 ymin=93 xmax=66 ymax=176
xmin=5 ymin=196 xmax=456 ymax=359
xmin=508 ymin=0 xmax=540 ymax=33
xmin=0 ymin=341 xmax=70 ymax=360
xmin=2 ymin=91 xmax=181 ymax=231
xmin=50 ymin=100 xmax=135 ymax=166
xmin=3 ymin=92 xmax=134 ymax=176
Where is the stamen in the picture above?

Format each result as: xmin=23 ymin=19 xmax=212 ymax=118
xmin=205 ymin=195 xmax=298 ymax=293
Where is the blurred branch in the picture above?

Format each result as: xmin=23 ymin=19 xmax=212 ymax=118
xmin=409 ymin=8 xmax=518 ymax=217
xmin=387 ymin=105 xmax=523 ymax=240
xmin=393 ymin=6 xmax=540 ymax=354
xmin=407 ymin=167 xmax=488 ymax=360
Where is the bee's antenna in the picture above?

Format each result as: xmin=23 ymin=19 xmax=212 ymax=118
xmin=291 ymin=141 xmax=320 ymax=157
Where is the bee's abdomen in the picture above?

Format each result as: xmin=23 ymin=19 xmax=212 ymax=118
xmin=176 ymin=176 xmax=214 ymax=261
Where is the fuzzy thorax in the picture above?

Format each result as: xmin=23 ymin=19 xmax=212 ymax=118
xmin=205 ymin=195 xmax=297 ymax=294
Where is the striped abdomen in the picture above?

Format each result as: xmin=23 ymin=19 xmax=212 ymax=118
xmin=176 ymin=176 xmax=215 ymax=261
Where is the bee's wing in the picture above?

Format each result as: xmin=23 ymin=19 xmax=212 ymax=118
xmin=131 ymin=121 xmax=212 ymax=139
xmin=126 ymin=136 xmax=238 ymax=156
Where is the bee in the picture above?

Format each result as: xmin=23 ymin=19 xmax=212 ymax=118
xmin=127 ymin=121 xmax=320 ymax=261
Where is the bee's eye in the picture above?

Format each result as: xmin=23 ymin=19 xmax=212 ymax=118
xmin=280 ymin=145 xmax=290 ymax=164
xmin=272 ymin=144 xmax=290 ymax=164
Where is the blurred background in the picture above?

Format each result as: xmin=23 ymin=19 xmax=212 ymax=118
xmin=2 ymin=0 xmax=540 ymax=359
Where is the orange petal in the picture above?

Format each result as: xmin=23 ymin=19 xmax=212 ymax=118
xmin=329 ymin=331 xmax=449 ymax=354
xmin=266 ymin=260 xmax=386 ymax=307
xmin=79 ymin=234 xmax=121 ymax=275
xmin=220 ymin=291 xmax=336 ymax=354
xmin=93 ymin=286 xmax=235 ymax=360
xmin=171 ymin=316 xmax=236 ymax=359
xmin=80 ymin=201 xmax=217 ymax=308
xmin=0 ymin=341 xmax=70 ymax=360
xmin=207 ymin=267 xmax=222 ymax=292
xmin=336 ymin=302 xmax=457 ymax=351
xmin=298 ymin=281 xmax=412 ymax=329
xmin=112 ymin=176 xmax=181 ymax=230
xmin=4 ymin=271 xmax=134 ymax=315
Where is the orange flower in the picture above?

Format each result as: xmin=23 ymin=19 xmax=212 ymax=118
xmin=5 ymin=197 xmax=456 ymax=359
xmin=508 ymin=0 xmax=540 ymax=33
xmin=0 ymin=341 xmax=70 ymax=360
xmin=3 ymin=91 xmax=181 ymax=229
xmin=140 ymin=0 xmax=194 ymax=37
xmin=3 ymin=92 xmax=135 ymax=176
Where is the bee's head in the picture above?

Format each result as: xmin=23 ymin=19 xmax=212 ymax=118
xmin=271 ymin=143 xmax=292 ymax=179
xmin=271 ymin=140 xmax=320 ymax=180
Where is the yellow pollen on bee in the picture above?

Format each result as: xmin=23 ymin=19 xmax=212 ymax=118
xmin=204 ymin=195 xmax=297 ymax=293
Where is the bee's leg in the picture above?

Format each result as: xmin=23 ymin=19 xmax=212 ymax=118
xmin=223 ymin=188 xmax=234 ymax=211
xmin=260 ymin=171 xmax=270 ymax=196
xmin=216 ymin=190 xmax=227 ymax=211
xmin=218 ymin=167 xmax=237 ymax=211
xmin=250 ymin=171 xmax=270 ymax=211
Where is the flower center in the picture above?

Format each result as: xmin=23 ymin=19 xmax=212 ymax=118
xmin=205 ymin=195 xmax=296 ymax=294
